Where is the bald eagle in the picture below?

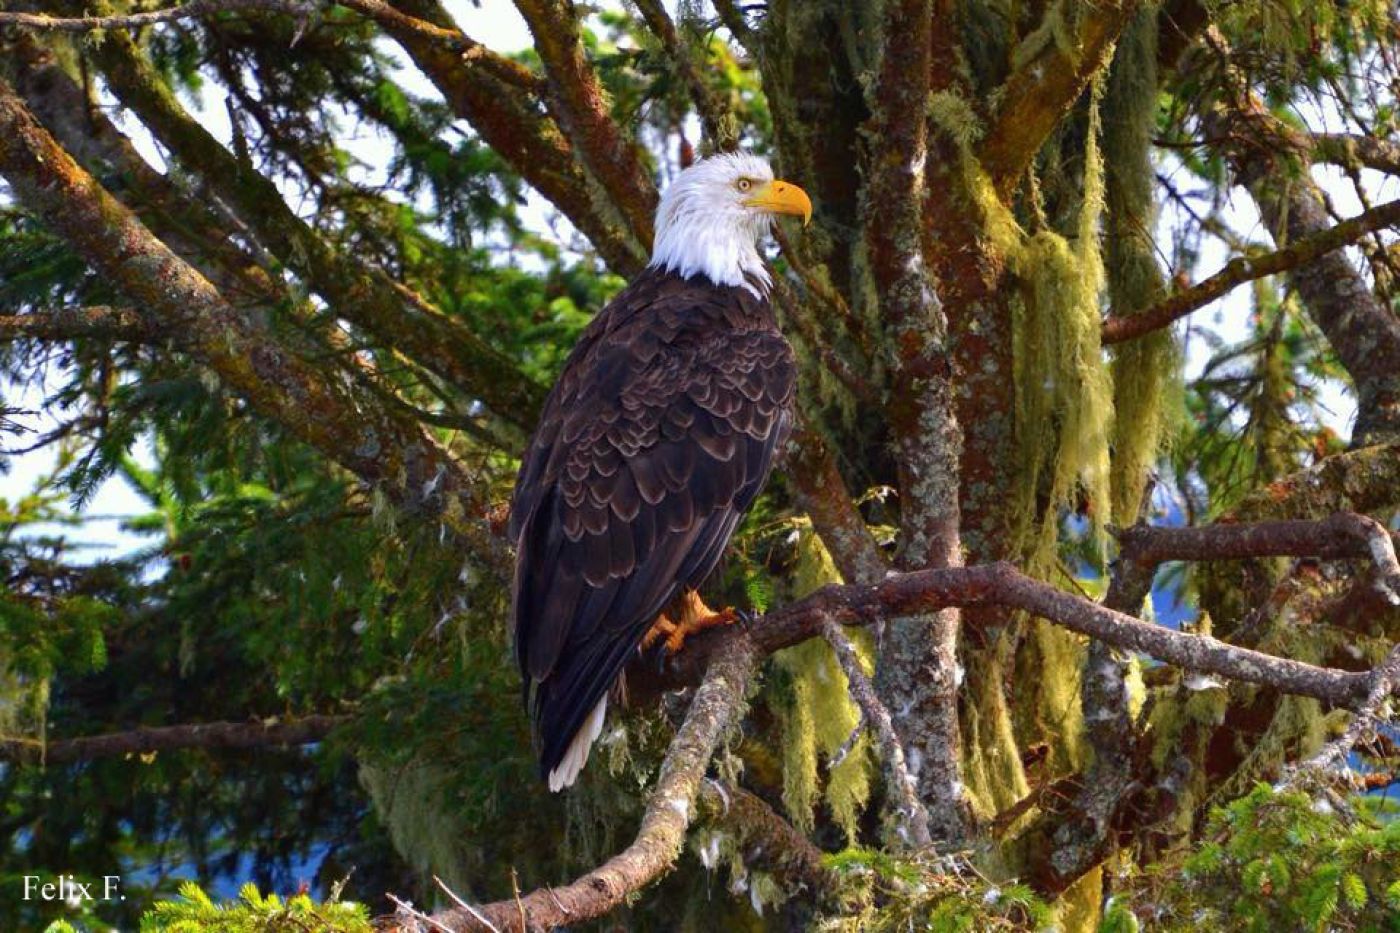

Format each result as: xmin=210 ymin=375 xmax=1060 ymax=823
xmin=509 ymin=154 xmax=811 ymax=791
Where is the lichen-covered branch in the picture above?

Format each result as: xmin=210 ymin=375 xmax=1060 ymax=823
xmin=0 ymin=715 xmax=348 ymax=764
xmin=380 ymin=0 xmax=647 ymax=276
xmin=820 ymin=615 xmax=933 ymax=850
xmin=513 ymin=0 xmax=658 ymax=247
xmin=0 ymin=306 xmax=150 ymax=343
xmin=1101 ymin=198 xmax=1400 ymax=344
xmin=978 ymin=0 xmax=1142 ymax=198
xmin=1292 ymin=643 xmax=1400 ymax=779
xmin=861 ymin=0 xmax=969 ymax=843
xmin=414 ymin=638 xmax=757 ymax=932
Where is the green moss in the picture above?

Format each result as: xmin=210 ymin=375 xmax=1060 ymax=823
xmin=774 ymin=524 xmax=873 ymax=842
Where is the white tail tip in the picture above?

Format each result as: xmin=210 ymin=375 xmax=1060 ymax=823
xmin=547 ymin=695 xmax=608 ymax=793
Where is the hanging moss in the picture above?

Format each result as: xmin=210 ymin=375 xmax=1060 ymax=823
xmin=773 ymin=523 xmax=874 ymax=842
xmin=960 ymin=641 xmax=1032 ymax=821
xmin=1103 ymin=4 xmax=1182 ymax=526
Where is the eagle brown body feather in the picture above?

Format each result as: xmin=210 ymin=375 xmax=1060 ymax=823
xmin=508 ymin=266 xmax=796 ymax=783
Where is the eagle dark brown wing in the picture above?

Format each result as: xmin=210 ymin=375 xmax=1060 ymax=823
xmin=509 ymin=267 xmax=795 ymax=784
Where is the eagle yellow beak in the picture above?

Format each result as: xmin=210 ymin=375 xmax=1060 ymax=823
xmin=744 ymin=179 xmax=812 ymax=226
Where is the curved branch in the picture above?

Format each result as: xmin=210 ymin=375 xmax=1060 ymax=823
xmin=632 ymin=558 xmax=1381 ymax=710
xmin=1102 ymin=198 xmax=1400 ymax=344
xmin=415 ymin=638 xmax=757 ymax=932
xmin=335 ymin=0 xmax=545 ymax=95
xmin=0 ymin=715 xmax=348 ymax=765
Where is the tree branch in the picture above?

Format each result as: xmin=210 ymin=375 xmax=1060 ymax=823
xmin=977 ymin=0 xmax=1142 ymax=199
xmin=1312 ymin=133 xmax=1400 ymax=176
xmin=820 ymin=615 xmax=933 ymax=850
xmin=630 ymin=0 xmax=733 ymax=150
xmin=336 ymin=0 xmax=545 ymax=94
xmin=0 ymin=306 xmax=151 ymax=343
xmin=632 ymin=554 xmax=1385 ymax=711
xmin=1101 ymin=198 xmax=1400 ymax=344
xmin=0 ymin=0 xmax=312 ymax=31
xmin=861 ymin=0 xmax=969 ymax=843
xmin=1199 ymin=27 xmax=1400 ymax=444
xmin=416 ymin=638 xmax=757 ymax=932
xmin=0 ymin=715 xmax=348 ymax=765
xmin=781 ymin=422 xmax=890 ymax=588
xmin=379 ymin=0 xmax=648 ymax=276
xmin=513 ymin=0 xmax=659 ymax=248
xmin=695 ymin=780 xmax=842 ymax=905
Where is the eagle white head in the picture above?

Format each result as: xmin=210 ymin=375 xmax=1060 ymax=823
xmin=649 ymin=153 xmax=812 ymax=294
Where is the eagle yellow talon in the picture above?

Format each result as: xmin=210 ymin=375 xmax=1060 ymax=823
xmin=647 ymin=590 xmax=739 ymax=656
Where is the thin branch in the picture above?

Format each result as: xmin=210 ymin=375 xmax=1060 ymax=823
xmin=0 ymin=715 xmax=347 ymax=765
xmin=1102 ymin=198 xmax=1400 ymax=344
xmin=424 ymin=638 xmax=757 ymax=932
xmin=334 ymin=0 xmax=545 ymax=95
xmin=820 ymin=615 xmax=933 ymax=850
xmin=0 ymin=0 xmax=312 ymax=31
xmin=0 ymin=306 xmax=151 ymax=343
xmin=1290 ymin=642 xmax=1400 ymax=780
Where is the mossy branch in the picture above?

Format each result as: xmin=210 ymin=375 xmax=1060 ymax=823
xmin=630 ymin=516 xmax=1400 ymax=711
xmin=513 ymin=0 xmax=659 ymax=248
xmin=820 ymin=615 xmax=934 ymax=850
xmin=1102 ymin=198 xmax=1400 ymax=344
xmin=0 ymin=306 xmax=151 ymax=343
xmin=402 ymin=638 xmax=758 ymax=932
xmin=978 ymin=0 xmax=1142 ymax=199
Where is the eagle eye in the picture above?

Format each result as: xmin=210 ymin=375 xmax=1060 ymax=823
xmin=736 ymin=178 xmax=753 ymax=192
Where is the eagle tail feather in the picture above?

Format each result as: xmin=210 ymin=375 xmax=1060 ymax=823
xmin=547 ymin=694 xmax=608 ymax=792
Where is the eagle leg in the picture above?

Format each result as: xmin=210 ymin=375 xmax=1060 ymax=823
xmin=657 ymin=589 xmax=738 ymax=655
xmin=640 ymin=613 xmax=678 ymax=652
